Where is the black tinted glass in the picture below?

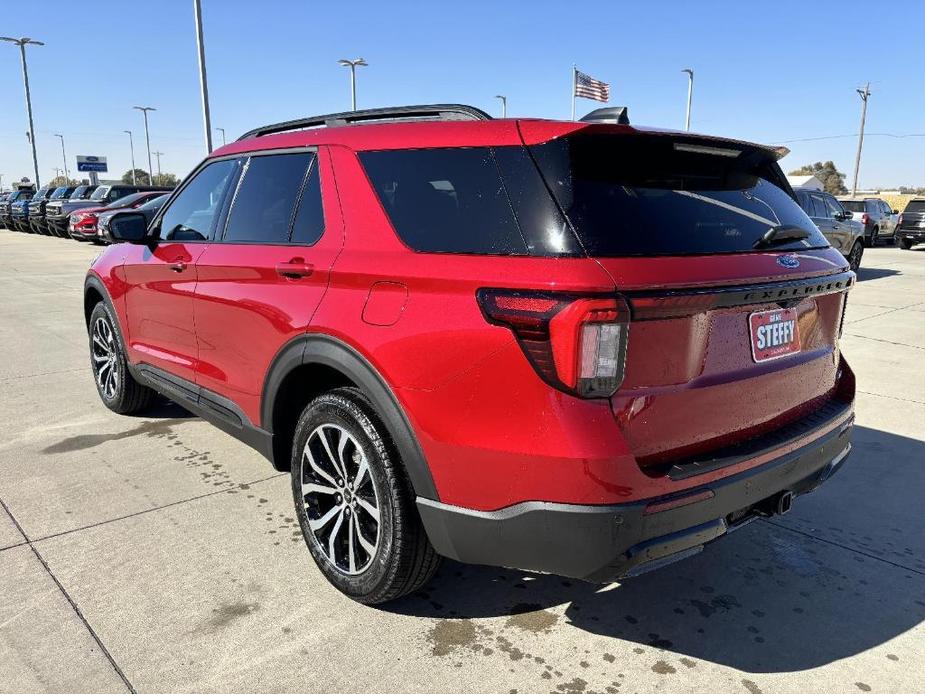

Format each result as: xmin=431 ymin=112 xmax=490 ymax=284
xmin=841 ymin=200 xmax=865 ymax=212
xmin=224 ymin=153 xmax=312 ymax=243
xmin=810 ymin=195 xmax=830 ymax=219
xmin=905 ymin=201 xmax=925 ymax=213
xmin=290 ymin=160 xmax=324 ymax=245
xmin=159 ymin=159 xmax=237 ymax=241
xmin=530 ymin=134 xmax=828 ymax=256
xmin=360 ymin=147 xmax=531 ymax=255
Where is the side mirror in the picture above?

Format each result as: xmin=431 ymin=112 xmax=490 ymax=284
xmin=893 ymin=209 xmax=899 ymax=215
xmin=106 ymin=212 xmax=148 ymax=243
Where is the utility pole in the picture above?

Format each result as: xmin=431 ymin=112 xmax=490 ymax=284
xmin=851 ymin=82 xmax=871 ymax=198
xmin=215 ymin=127 xmax=226 ymax=146
xmin=55 ymin=133 xmax=69 ymax=181
xmin=193 ymin=0 xmax=214 ymax=153
xmin=1 ymin=37 xmax=44 ymax=187
xmin=124 ymin=130 xmax=136 ymax=184
xmin=682 ymin=68 xmax=694 ymax=131
xmin=153 ymin=151 xmax=164 ymax=180
xmin=53 ymin=167 xmax=61 ymax=182
xmin=494 ymin=95 xmax=507 ymax=118
xmin=338 ymin=58 xmax=368 ymax=111
xmin=133 ymin=106 xmax=156 ymax=185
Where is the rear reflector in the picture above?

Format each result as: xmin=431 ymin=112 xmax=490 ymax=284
xmin=643 ymin=489 xmax=715 ymax=515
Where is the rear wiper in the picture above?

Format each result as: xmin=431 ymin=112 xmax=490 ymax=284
xmin=753 ymin=225 xmax=811 ymax=249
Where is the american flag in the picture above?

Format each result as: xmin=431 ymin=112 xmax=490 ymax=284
xmin=574 ymin=70 xmax=610 ymax=102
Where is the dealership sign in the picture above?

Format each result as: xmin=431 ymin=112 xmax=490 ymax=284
xmin=76 ymin=155 xmax=108 ymax=173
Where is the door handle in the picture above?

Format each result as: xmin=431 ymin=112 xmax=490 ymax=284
xmin=276 ymin=259 xmax=314 ymax=279
xmin=170 ymin=260 xmax=188 ymax=273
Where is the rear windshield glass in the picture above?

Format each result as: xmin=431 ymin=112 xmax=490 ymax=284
xmin=841 ymin=200 xmax=865 ymax=212
xmin=904 ymin=200 xmax=925 ymax=214
xmin=359 ymin=147 xmax=580 ymax=256
xmin=89 ymin=186 xmax=111 ymax=201
xmin=529 ymin=133 xmax=829 ymax=256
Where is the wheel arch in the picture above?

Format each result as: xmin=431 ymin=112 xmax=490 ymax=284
xmin=262 ymin=334 xmax=439 ymax=501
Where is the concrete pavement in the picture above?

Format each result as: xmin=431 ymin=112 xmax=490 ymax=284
xmin=1 ymin=230 xmax=923 ymax=693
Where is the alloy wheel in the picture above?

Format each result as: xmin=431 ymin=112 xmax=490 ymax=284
xmin=91 ymin=317 xmax=119 ymax=399
xmin=849 ymin=242 xmax=863 ymax=271
xmin=300 ymin=424 xmax=381 ymax=575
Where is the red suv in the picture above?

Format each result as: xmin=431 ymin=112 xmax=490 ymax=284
xmin=85 ymin=105 xmax=855 ymax=604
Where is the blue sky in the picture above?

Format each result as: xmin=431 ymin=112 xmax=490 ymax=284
xmin=2 ymin=0 xmax=923 ymax=189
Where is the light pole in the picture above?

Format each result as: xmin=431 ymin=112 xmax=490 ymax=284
xmin=53 ymin=167 xmax=61 ymax=183
xmin=1 ymin=37 xmax=44 ymax=187
xmin=682 ymin=68 xmax=694 ymax=131
xmin=124 ymin=130 xmax=136 ymax=184
xmin=337 ymin=58 xmax=368 ymax=111
xmin=851 ymin=82 xmax=871 ymax=198
xmin=133 ymin=106 xmax=156 ymax=185
xmin=215 ymin=127 xmax=226 ymax=146
xmin=54 ymin=133 xmax=69 ymax=181
xmin=193 ymin=0 xmax=214 ymax=153
xmin=494 ymin=95 xmax=507 ymax=118
xmin=153 ymin=151 xmax=164 ymax=180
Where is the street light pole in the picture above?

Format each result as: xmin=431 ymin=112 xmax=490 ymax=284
xmin=124 ymin=130 xmax=136 ymax=184
xmin=337 ymin=58 xmax=368 ymax=111
xmin=55 ymin=133 xmax=68 ymax=181
xmin=1 ymin=37 xmax=44 ymax=187
xmin=494 ymin=95 xmax=507 ymax=118
xmin=215 ymin=127 xmax=226 ymax=146
xmin=682 ymin=68 xmax=694 ymax=131
xmin=193 ymin=0 xmax=214 ymax=153
xmin=851 ymin=82 xmax=871 ymax=198
xmin=133 ymin=106 xmax=156 ymax=185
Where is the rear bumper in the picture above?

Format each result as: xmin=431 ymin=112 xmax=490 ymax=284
xmin=418 ymin=414 xmax=852 ymax=582
xmin=898 ymin=230 xmax=925 ymax=241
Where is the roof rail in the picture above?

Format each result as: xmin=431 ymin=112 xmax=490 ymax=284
xmin=237 ymin=104 xmax=492 ymax=141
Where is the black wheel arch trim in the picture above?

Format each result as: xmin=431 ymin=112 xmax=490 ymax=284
xmin=262 ymin=333 xmax=439 ymax=501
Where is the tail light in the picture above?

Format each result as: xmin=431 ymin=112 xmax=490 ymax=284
xmin=898 ymin=213 xmax=904 ymax=226
xmin=861 ymin=213 xmax=869 ymax=225
xmin=477 ymin=289 xmax=629 ymax=398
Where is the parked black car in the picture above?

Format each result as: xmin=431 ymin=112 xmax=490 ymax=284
xmin=97 ymin=193 xmax=170 ymax=243
xmin=34 ymin=186 xmax=78 ymax=235
xmin=897 ymin=199 xmax=925 ymax=250
xmin=46 ymin=184 xmax=172 ymax=237
xmin=45 ymin=185 xmax=98 ymax=237
xmin=27 ymin=186 xmax=65 ymax=234
xmin=10 ymin=188 xmax=45 ymax=232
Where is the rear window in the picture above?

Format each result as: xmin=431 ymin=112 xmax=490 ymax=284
xmin=841 ymin=200 xmax=865 ymax=212
xmin=904 ymin=200 xmax=925 ymax=214
xmin=530 ymin=133 xmax=829 ymax=256
xmin=359 ymin=147 xmax=579 ymax=256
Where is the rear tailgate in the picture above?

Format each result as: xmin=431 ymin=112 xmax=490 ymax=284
xmin=523 ymin=124 xmax=853 ymax=473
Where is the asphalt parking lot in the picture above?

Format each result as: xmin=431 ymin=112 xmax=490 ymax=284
xmin=1 ymin=231 xmax=923 ymax=694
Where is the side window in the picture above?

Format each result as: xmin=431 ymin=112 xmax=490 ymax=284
xmin=796 ymin=191 xmax=811 ymax=215
xmin=158 ymin=159 xmax=238 ymax=241
xmin=811 ymin=194 xmax=829 ymax=218
xmin=824 ymin=195 xmax=844 ymax=219
xmin=223 ymin=152 xmax=313 ymax=243
xmin=290 ymin=159 xmax=325 ymax=245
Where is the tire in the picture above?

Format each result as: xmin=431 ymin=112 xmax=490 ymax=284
xmin=848 ymin=240 xmax=864 ymax=271
xmin=88 ymin=302 xmax=155 ymax=414
xmin=868 ymin=227 xmax=878 ymax=247
xmin=290 ymin=387 xmax=440 ymax=604
xmin=900 ymin=237 xmax=914 ymax=250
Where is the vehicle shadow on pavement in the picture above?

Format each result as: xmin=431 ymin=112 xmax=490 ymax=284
xmin=390 ymin=426 xmax=925 ymax=673
xmin=855 ymin=266 xmax=901 ymax=282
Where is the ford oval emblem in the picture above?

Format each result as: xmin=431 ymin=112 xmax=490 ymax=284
xmin=777 ymin=255 xmax=800 ymax=269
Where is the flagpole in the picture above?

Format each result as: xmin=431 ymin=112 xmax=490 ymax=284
xmin=571 ymin=65 xmax=577 ymax=121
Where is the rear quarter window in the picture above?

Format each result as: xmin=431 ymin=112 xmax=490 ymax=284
xmin=359 ymin=147 xmax=580 ymax=256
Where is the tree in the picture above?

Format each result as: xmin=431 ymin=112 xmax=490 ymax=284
xmin=788 ymin=161 xmax=848 ymax=195
xmin=47 ymin=176 xmax=80 ymax=188
xmin=120 ymin=169 xmax=179 ymax=187
xmin=122 ymin=169 xmax=151 ymax=185
xmin=152 ymin=173 xmax=179 ymax=187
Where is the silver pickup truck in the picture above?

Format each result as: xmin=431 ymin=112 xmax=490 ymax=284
xmin=837 ymin=197 xmax=898 ymax=246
